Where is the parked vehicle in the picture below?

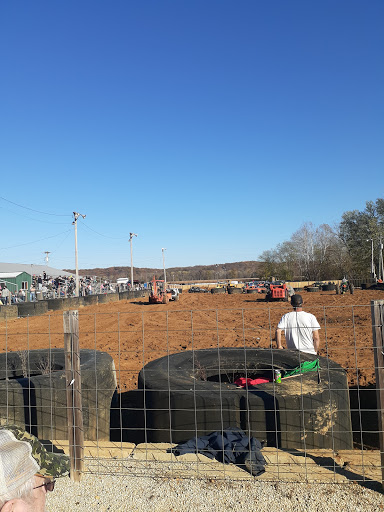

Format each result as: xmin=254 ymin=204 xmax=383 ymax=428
xmin=168 ymin=288 xmax=180 ymax=301
xmin=188 ymin=286 xmax=209 ymax=293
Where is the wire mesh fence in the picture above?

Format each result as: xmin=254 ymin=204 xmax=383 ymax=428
xmin=0 ymin=300 xmax=382 ymax=485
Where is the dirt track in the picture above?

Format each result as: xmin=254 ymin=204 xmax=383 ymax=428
xmin=0 ymin=288 xmax=383 ymax=392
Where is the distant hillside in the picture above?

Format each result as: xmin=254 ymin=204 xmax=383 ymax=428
xmin=64 ymin=261 xmax=264 ymax=282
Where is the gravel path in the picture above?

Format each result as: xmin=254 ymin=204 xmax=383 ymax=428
xmin=46 ymin=460 xmax=384 ymax=512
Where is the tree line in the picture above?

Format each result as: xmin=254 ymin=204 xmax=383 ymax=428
xmin=72 ymin=197 xmax=384 ymax=282
xmin=259 ymin=197 xmax=384 ymax=281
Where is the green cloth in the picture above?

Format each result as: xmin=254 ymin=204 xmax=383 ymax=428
xmin=283 ymin=359 xmax=320 ymax=378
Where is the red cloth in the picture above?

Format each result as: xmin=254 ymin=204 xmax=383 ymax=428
xmin=234 ymin=377 xmax=271 ymax=387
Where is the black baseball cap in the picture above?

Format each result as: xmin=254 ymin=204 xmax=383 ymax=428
xmin=291 ymin=294 xmax=303 ymax=307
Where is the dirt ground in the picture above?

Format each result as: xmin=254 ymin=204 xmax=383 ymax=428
xmin=1 ymin=288 xmax=383 ymax=392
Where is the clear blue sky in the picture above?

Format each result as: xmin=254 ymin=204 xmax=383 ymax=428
xmin=1 ymin=1 xmax=383 ymax=270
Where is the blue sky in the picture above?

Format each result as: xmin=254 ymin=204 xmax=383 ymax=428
xmin=1 ymin=1 xmax=383 ymax=270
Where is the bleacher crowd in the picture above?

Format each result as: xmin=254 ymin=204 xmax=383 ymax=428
xmin=0 ymin=272 xmax=116 ymax=304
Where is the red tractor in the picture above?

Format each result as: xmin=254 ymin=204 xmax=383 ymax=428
xmin=149 ymin=277 xmax=172 ymax=304
xmin=265 ymin=282 xmax=289 ymax=302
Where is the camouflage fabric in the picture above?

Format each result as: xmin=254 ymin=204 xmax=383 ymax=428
xmin=0 ymin=425 xmax=70 ymax=478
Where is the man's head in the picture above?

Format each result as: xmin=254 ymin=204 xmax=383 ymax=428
xmin=290 ymin=294 xmax=303 ymax=308
xmin=0 ymin=426 xmax=70 ymax=511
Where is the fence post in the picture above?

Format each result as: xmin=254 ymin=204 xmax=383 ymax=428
xmin=63 ymin=310 xmax=84 ymax=482
xmin=371 ymin=299 xmax=384 ymax=489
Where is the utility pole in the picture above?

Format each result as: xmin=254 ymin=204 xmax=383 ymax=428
xmin=162 ymin=248 xmax=167 ymax=286
xmin=73 ymin=212 xmax=86 ymax=297
xmin=129 ymin=233 xmax=137 ymax=289
xmin=379 ymin=237 xmax=384 ymax=282
xmin=44 ymin=251 xmax=51 ymax=264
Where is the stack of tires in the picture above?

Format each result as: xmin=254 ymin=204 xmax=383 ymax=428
xmin=211 ymin=287 xmax=226 ymax=294
xmin=306 ymin=286 xmax=320 ymax=292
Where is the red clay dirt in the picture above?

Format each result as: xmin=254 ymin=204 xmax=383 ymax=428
xmin=0 ymin=289 xmax=383 ymax=392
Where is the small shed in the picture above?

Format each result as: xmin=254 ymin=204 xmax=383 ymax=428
xmin=0 ymin=272 xmax=32 ymax=295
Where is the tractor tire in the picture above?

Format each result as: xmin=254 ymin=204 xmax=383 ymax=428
xmin=0 ymin=349 xmax=116 ymax=441
xmin=306 ymin=287 xmax=320 ymax=292
xmin=138 ymin=348 xmax=353 ymax=451
xmin=335 ymin=284 xmax=340 ymax=295
xmin=211 ymin=287 xmax=226 ymax=294
xmin=228 ymin=287 xmax=242 ymax=294
xmin=349 ymin=283 xmax=354 ymax=295
xmin=322 ymin=284 xmax=336 ymax=291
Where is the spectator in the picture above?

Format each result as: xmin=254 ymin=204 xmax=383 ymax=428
xmin=18 ymin=289 xmax=26 ymax=302
xmin=275 ymin=294 xmax=321 ymax=355
xmin=30 ymin=284 xmax=36 ymax=302
xmin=1 ymin=286 xmax=11 ymax=306
xmin=0 ymin=425 xmax=70 ymax=511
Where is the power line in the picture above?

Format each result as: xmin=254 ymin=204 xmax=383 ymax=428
xmin=0 ymin=196 xmax=71 ymax=217
xmin=0 ymin=204 xmax=69 ymax=224
xmin=0 ymin=230 xmax=72 ymax=251
xmin=78 ymin=218 xmax=130 ymax=239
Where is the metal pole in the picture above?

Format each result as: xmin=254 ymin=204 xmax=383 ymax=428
xmin=371 ymin=238 xmax=375 ymax=277
xmin=73 ymin=212 xmax=86 ymax=297
xmin=129 ymin=233 xmax=137 ymax=290
xmin=371 ymin=300 xmax=384 ymax=489
xmin=379 ymin=238 xmax=384 ymax=282
xmin=162 ymin=248 xmax=167 ymax=285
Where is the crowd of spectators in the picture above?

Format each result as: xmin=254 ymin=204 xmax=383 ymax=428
xmin=0 ymin=270 xmax=149 ymax=305
xmin=0 ymin=272 xmax=116 ymax=304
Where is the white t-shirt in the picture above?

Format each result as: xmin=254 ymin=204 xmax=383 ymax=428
xmin=277 ymin=311 xmax=320 ymax=355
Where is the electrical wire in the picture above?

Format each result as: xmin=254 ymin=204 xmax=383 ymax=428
xmin=0 ymin=204 xmax=69 ymax=225
xmin=0 ymin=230 xmax=72 ymax=251
xmin=0 ymin=196 xmax=72 ymax=217
xmin=78 ymin=218 xmax=130 ymax=240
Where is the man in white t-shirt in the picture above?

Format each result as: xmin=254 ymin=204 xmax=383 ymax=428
xmin=275 ymin=294 xmax=320 ymax=355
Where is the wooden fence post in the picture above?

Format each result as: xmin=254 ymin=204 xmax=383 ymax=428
xmin=371 ymin=299 xmax=384 ymax=489
xmin=63 ymin=310 xmax=84 ymax=482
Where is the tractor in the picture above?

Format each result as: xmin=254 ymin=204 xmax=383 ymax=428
xmin=265 ymin=282 xmax=289 ymax=302
xmin=336 ymin=280 xmax=354 ymax=295
xmin=149 ymin=276 xmax=174 ymax=304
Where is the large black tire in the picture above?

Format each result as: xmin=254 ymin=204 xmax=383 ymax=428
xmin=0 ymin=349 xmax=116 ymax=441
xmin=228 ymin=287 xmax=242 ymax=294
xmin=211 ymin=287 xmax=226 ymax=294
xmin=138 ymin=348 xmax=353 ymax=450
xmin=306 ymin=287 xmax=320 ymax=292
xmin=322 ymin=284 xmax=336 ymax=291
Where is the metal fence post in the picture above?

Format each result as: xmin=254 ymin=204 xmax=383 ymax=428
xmin=371 ymin=299 xmax=384 ymax=489
xmin=63 ymin=310 xmax=84 ymax=482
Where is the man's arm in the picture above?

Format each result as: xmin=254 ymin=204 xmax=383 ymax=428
xmin=276 ymin=328 xmax=284 ymax=349
xmin=312 ymin=330 xmax=320 ymax=353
